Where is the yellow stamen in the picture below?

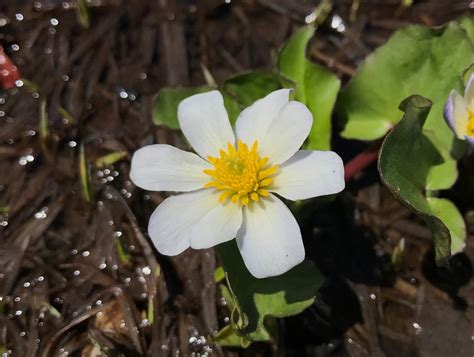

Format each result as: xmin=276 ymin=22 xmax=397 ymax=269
xmin=203 ymin=140 xmax=278 ymax=206
xmin=467 ymin=111 xmax=474 ymax=136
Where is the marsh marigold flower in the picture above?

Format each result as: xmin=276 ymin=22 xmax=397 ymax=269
xmin=130 ymin=89 xmax=345 ymax=278
xmin=444 ymin=73 xmax=474 ymax=145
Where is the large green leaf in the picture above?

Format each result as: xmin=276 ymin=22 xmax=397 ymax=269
xmin=339 ymin=20 xmax=474 ymax=190
xmin=224 ymin=72 xmax=282 ymax=108
xmin=278 ymin=26 xmax=341 ymax=151
xmin=215 ymin=241 xmax=324 ymax=341
xmin=378 ymin=95 xmax=466 ymax=262
xmin=152 ymin=86 xmax=212 ymax=129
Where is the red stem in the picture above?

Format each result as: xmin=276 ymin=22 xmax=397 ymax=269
xmin=344 ymin=143 xmax=381 ymax=182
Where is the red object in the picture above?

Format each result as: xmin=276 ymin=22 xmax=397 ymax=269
xmin=344 ymin=144 xmax=380 ymax=182
xmin=0 ymin=45 xmax=20 ymax=89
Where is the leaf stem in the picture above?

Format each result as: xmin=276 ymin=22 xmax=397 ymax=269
xmin=344 ymin=142 xmax=381 ymax=182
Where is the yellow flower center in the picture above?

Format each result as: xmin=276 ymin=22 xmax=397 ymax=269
xmin=467 ymin=111 xmax=474 ymax=136
xmin=203 ymin=140 xmax=278 ymax=206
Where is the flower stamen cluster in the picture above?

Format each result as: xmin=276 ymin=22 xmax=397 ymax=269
xmin=203 ymin=140 xmax=278 ymax=205
xmin=467 ymin=111 xmax=474 ymax=136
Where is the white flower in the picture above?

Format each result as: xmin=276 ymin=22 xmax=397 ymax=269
xmin=444 ymin=73 xmax=474 ymax=145
xmin=130 ymin=89 xmax=345 ymax=278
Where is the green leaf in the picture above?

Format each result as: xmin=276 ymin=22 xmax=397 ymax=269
xmin=213 ymin=325 xmax=252 ymax=348
xmin=152 ymin=86 xmax=212 ymax=130
xmin=378 ymin=95 xmax=466 ymax=262
xmin=339 ymin=21 xmax=474 ymax=190
xmin=223 ymin=93 xmax=241 ymax=125
xmin=459 ymin=16 xmax=474 ymax=43
xmin=223 ymin=72 xmax=282 ymax=108
xmin=79 ymin=144 xmax=93 ymax=204
xmin=214 ymin=266 xmax=225 ymax=283
xmin=95 ymin=151 xmax=127 ymax=168
xmin=214 ymin=285 xmax=252 ymax=348
xmin=215 ymin=240 xmax=324 ymax=341
xmin=76 ymin=0 xmax=90 ymax=28
xmin=278 ymin=26 xmax=340 ymax=151
xmin=427 ymin=197 xmax=466 ymax=255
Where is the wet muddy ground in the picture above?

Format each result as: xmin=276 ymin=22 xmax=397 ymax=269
xmin=0 ymin=0 xmax=473 ymax=356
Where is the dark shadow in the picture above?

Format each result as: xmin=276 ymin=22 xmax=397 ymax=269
xmin=422 ymin=249 xmax=472 ymax=310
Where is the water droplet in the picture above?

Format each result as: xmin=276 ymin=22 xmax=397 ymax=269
xmin=48 ymin=28 xmax=56 ymax=35
xmin=14 ymin=297 xmax=20 ymax=302
xmin=114 ymin=231 xmax=122 ymax=238
xmin=15 ymin=310 xmax=23 ymax=316
xmin=0 ymin=17 xmax=8 ymax=27
xmin=142 ymin=266 xmax=151 ymax=275
xmin=50 ymin=18 xmax=59 ymax=26
xmin=73 ymin=270 xmax=80 ymax=276
xmin=139 ymin=72 xmax=147 ymax=80
xmin=15 ymin=13 xmax=24 ymax=21
xmin=37 ymin=276 xmax=44 ymax=282
xmin=96 ymin=299 xmax=102 ymax=306
xmin=11 ymin=44 xmax=19 ymax=51
xmin=305 ymin=12 xmax=316 ymax=24
xmin=370 ymin=293 xmax=376 ymax=300
xmin=34 ymin=207 xmax=48 ymax=219
xmin=62 ymin=74 xmax=69 ymax=81
xmin=99 ymin=263 xmax=107 ymax=270
xmin=68 ymin=140 xmax=77 ymax=148
xmin=27 ymin=130 xmax=36 ymax=136
xmin=119 ymin=90 xmax=128 ymax=99
xmin=82 ymin=251 xmax=90 ymax=257
xmin=33 ymin=2 xmax=42 ymax=10
xmin=19 ymin=154 xmax=34 ymax=166
xmin=15 ymin=79 xmax=24 ymax=87
xmin=412 ymin=322 xmax=423 ymax=335
xmin=23 ymin=282 xmax=30 ymax=288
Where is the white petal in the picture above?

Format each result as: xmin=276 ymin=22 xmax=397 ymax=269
xmin=464 ymin=72 xmax=474 ymax=109
xmin=178 ymin=90 xmax=235 ymax=159
xmin=272 ymin=150 xmax=345 ymax=201
xmin=148 ymin=189 xmax=219 ymax=256
xmin=235 ymin=89 xmax=291 ymax=145
xmin=236 ymin=194 xmax=304 ymax=278
xmin=447 ymin=90 xmax=469 ymax=138
xmin=190 ymin=201 xmax=242 ymax=249
xmin=259 ymin=101 xmax=313 ymax=164
xmin=130 ymin=144 xmax=212 ymax=192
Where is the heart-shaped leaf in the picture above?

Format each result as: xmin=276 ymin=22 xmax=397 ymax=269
xmin=339 ymin=20 xmax=474 ymax=190
xmin=278 ymin=26 xmax=341 ymax=151
xmin=216 ymin=241 xmax=324 ymax=341
xmin=378 ymin=95 xmax=466 ymax=262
